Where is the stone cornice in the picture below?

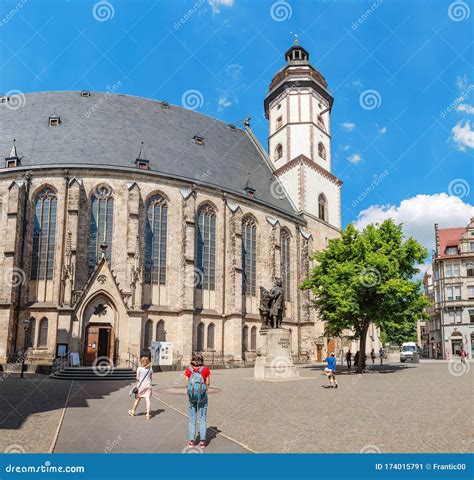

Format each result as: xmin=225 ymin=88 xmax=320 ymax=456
xmin=273 ymin=154 xmax=343 ymax=187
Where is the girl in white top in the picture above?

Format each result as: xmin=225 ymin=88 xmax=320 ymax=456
xmin=128 ymin=356 xmax=153 ymax=419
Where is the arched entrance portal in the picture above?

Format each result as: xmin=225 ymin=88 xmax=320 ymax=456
xmin=82 ymin=295 xmax=117 ymax=365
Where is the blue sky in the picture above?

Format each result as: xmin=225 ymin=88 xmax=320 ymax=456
xmin=1 ymin=0 xmax=473 ymax=254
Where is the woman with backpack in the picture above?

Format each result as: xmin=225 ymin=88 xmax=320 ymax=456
xmin=128 ymin=355 xmax=153 ymax=419
xmin=185 ymin=353 xmax=211 ymax=449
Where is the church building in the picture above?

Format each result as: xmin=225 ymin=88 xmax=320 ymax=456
xmin=0 ymin=44 xmax=347 ymax=369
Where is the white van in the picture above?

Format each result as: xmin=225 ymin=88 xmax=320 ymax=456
xmin=400 ymin=342 xmax=417 ymax=362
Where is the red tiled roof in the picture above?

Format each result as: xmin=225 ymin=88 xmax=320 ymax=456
xmin=437 ymin=227 xmax=466 ymax=258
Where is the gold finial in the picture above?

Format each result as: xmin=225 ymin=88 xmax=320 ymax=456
xmin=290 ymin=32 xmax=298 ymax=45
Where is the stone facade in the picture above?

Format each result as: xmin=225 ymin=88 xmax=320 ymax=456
xmin=425 ymin=219 xmax=474 ymax=359
xmin=0 ymin=44 xmax=351 ymax=369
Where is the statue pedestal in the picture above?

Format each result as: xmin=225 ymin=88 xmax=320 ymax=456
xmin=254 ymin=329 xmax=298 ymax=380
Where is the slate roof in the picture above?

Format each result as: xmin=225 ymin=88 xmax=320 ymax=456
xmin=0 ymin=91 xmax=298 ymax=217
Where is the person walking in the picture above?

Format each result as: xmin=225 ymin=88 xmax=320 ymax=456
xmin=370 ymin=348 xmax=376 ymax=365
xmin=185 ymin=353 xmax=211 ymax=449
xmin=324 ymin=352 xmax=338 ymax=388
xmin=460 ymin=347 xmax=466 ymax=365
xmin=129 ymin=355 xmax=153 ymax=419
xmin=345 ymin=350 xmax=352 ymax=370
xmin=379 ymin=347 xmax=385 ymax=365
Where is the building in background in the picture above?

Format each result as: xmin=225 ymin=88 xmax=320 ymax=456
xmin=426 ymin=219 xmax=474 ymax=359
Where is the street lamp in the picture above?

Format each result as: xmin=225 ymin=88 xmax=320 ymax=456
xmin=20 ymin=318 xmax=30 ymax=379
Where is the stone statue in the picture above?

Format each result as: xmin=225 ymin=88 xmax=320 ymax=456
xmin=259 ymin=278 xmax=285 ymax=329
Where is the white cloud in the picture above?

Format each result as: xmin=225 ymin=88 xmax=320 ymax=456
xmin=377 ymin=125 xmax=387 ymax=134
xmin=341 ymin=122 xmax=356 ymax=131
xmin=456 ymin=103 xmax=474 ymax=114
xmin=218 ymin=96 xmax=232 ymax=111
xmin=347 ymin=153 xmax=362 ymax=164
xmin=451 ymin=120 xmax=474 ymax=150
xmin=208 ymin=0 xmax=234 ymax=13
xmin=353 ymin=193 xmax=474 ymax=253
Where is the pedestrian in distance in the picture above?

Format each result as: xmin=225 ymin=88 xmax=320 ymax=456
xmin=460 ymin=347 xmax=466 ymax=365
xmin=379 ymin=347 xmax=385 ymax=365
xmin=324 ymin=352 xmax=338 ymax=388
xmin=185 ymin=353 xmax=211 ymax=449
xmin=346 ymin=350 xmax=352 ymax=370
xmin=128 ymin=355 xmax=153 ymax=419
xmin=370 ymin=348 xmax=376 ymax=365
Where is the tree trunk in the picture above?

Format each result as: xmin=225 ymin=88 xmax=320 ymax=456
xmin=357 ymin=324 xmax=370 ymax=373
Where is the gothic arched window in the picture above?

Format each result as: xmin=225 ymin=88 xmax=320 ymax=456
xmin=197 ymin=322 xmax=205 ymax=351
xmin=280 ymin=230 xmax=291 ymax=300
xmin=242 ymin=216 xmax=257 ymax=296
xmin=143 ymin=320 xmax=153 ymax=349
xmin=275 ymin=144 xmax=283 ymax=161
xmin=318 ymin=142 xmax=326 ymax=160
xmin=145 ymin=194 xmax=168 ymax=285
xmin=207 ymin=323 xmax=215 ymax=351
xmin=318 ymin=193 xmax=328 ymax=222
xmin=156 ymin=320 xmax=166 ymax=342
xmin=25 ymin=318 xmax=36 ymax=349
xmin=250 ymin=326 xmax=257 ymax=352
xmin=88 ymin=185 xmax=113 ymax=273
xmin=31 ymin=188 xmax=57 ymax=280
xmin=242 ymin=326 xmax=249 ymax=353
xmin=38 ymin=318 xmax=48 ymax=347
xmin=196 ymin=204 xmax=216 ymax=291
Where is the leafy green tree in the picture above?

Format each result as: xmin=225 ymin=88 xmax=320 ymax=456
xmin=301 ymin=219 xmax=428 ymax=373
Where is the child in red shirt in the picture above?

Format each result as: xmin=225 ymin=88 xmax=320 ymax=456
xmin=185 ymin=353 xmax=211 ymax=449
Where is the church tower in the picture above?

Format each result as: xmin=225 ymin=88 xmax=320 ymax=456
xmin=265 ymin=41 xmax=342 ymax=230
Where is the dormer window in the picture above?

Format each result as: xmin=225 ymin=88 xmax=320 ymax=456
xmin=6 ymin=159 xmax=17 ymax=168
xmin=445 ymin=246 xmax=459 ymax=255
xmin=227 ymin=124 xmax=236 ymax=130
xmin=136 ymin=160 xmax=149 ymax=170
xmin=49 ymin=114 xmax=60 ymax=126
xmin=5 ymin=139 xmax=19 ymax=168
xmin=80 ymin=90 xmax=91 ymax=97
xmin=161 ymin=101 xmax=170 ymax=109
xmin=275 ymin=116 xmax=283 ymax=130
xmin=193 ymin=135 xmax=204 ymax=146
xmin=1 ymin=96 xmax=9 ymax=104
